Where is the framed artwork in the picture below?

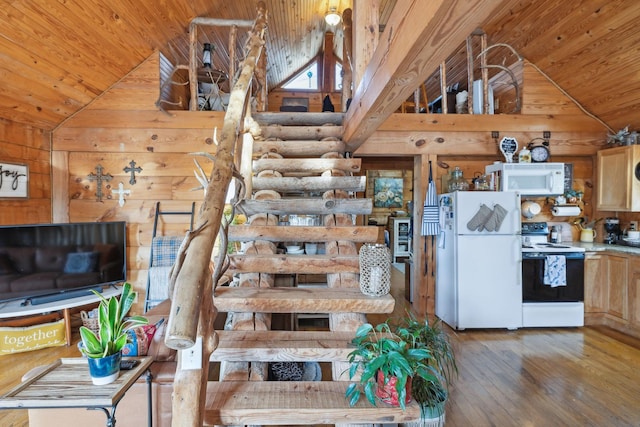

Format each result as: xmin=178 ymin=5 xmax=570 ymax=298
xmin=0 ymin=162 xmax=29 ymax=199
xmin=373 ymin=177 xmax=403 ymax=208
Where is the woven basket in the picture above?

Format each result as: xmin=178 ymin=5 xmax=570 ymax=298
xmin=359 ymin=243 xmax=391 ymax=297
xmin=80 ymin=309 xmax=100 ymax=334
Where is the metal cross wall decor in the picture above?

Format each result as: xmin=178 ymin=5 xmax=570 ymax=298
xmin=87 ymin=164 xmax=113 ymax=202
xmin=123 ymin=160 xmax=142 ymax=185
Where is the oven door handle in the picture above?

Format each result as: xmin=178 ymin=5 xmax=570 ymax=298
xmin=522 ymin=252 xmax=585 ymax=259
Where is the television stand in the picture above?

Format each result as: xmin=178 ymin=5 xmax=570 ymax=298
xmin=0 ymin=286 xmax=122 ymax=346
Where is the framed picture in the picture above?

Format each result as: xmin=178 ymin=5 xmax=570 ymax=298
xmin=373 ymin=177 xmax=403 ymax=208
xmin=0 ymin=162 xmax=29 ymax=199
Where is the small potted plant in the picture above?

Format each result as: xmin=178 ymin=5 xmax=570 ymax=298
xmin=345 ymin=320 xmax=439 ymax=411
xmin=79 ymin=282 xmax=148 ymax=385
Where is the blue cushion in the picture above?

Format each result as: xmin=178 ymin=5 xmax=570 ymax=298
xmin=63 ymin=252 xmax=99 ymax=274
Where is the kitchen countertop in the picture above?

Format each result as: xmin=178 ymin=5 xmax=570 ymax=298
xmin=569 ymin=241 xmax=640 ymax=255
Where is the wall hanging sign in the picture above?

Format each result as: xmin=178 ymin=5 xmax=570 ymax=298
xmin=0 ymin=162 xmax=29 ymax=199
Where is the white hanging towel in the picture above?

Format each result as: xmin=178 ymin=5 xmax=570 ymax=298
xmin=543 ymin=255 xmax=567 ymax=287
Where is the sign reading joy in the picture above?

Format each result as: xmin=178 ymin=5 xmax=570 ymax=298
xmin=0 ymin=162 xmax=28 ymax=198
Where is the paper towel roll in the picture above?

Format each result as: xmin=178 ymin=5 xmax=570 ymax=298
xmin=551 ymin=205 xmax=581 ymax=217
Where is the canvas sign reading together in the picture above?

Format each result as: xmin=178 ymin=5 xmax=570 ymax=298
xmin=0 ymin=162 xmax=29 ymax=198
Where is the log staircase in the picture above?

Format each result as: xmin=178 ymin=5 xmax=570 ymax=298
xmin=202 ymin=112 xmax=420 ymax=426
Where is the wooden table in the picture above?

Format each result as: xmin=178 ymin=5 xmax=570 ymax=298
xmin=0 ymin=285 xmax=122 ymax=346
xmin=0 ymin=356 xmax=153 ymax=427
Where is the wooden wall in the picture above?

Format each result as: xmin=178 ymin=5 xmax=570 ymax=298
xmin=52 ymin=52 xmax=225 ymax=313
xmin=0 ymin=119 xmax=51 ymax=225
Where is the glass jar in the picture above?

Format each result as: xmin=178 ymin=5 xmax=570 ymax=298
xmin=448 ymin=167 xmax=469 ymax=192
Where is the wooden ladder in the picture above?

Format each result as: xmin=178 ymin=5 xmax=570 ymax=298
xmin=204 ymin=112 xmax=420 ymax=426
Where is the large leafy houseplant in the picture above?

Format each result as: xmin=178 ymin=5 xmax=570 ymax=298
xmin=345 ymin=320 xmax=439 ymax=410
xmin=396 ymin=314 xmax=457 ymax=419
xmin=79 ymin=282 xmax=148 ymax=359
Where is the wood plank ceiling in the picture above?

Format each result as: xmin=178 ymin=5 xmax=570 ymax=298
xmin=0 ymin=0 xmax=639 ymax=135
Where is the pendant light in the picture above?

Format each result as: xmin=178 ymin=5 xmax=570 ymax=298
xmin=202 ymin=43 xmax=213 ymax=68
xmin=325 ymin=7 xmax=341 ymax=26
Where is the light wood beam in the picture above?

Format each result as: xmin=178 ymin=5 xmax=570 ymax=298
xmin=342 ymin=0 xmax=505 ymax=150
xmin=352 ymin=0 xmax=379 ymax=95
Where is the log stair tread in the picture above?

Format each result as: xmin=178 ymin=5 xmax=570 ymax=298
xmin=210 ymin=330 xmax=355 ymax=362
xmin=229 ymin=224 xmax=377 ymax=243
xmin=252 ymin=175 xmax=365 ymax=192
xmin=253 ymin=157 xmax=361 ymax=174
xmin=228 ymin=253 xmax=359 ymax=274
xmin=253 ymin=139 xmax=347 ymax=158
xmin=213 ymin=286 xmax=395 ymax=314
xmin=238 ymin=198 xmax=372 ymax=216
xmin=253 ymin=112 xmax=344 ymax=126
xmin=203 ymin=381 xmax=421 ymax=426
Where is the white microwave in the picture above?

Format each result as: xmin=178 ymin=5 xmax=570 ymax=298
xmin=485 ymin=162 xmax=565 ymax=196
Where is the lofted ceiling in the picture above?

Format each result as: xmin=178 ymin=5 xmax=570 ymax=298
xmin=0 ymin=0 xmax=639 ymax=135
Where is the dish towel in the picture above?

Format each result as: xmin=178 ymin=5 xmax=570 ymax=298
xmin=543 ymin=255 xmax=567 ymax=287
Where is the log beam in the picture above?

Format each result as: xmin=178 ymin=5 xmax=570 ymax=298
xmin=342 ymin=0 xmax=505 ymax=150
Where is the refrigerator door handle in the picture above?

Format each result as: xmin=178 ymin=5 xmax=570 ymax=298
xmin=514 ymin=238 xmax=522 ymax=286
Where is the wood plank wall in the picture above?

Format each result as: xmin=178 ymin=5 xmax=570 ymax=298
xmin=0 ymin=119 xmax=51 ymax=224
xmin=52 ymin=52 xmax=225 ymax=313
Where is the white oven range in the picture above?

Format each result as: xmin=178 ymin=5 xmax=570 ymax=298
xmin=521 ymin=222 xmax=585 ymax=327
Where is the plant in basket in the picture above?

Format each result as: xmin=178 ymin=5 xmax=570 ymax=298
xmin=345 ymin=314 xmax=457 ymax=424
xmin=79 ymin=282 xmax=148 ymax=385
xmin=397 ymin=314 xmax=457 ymax=421
xmin=345 ymin=320 xmax=438 ymax=410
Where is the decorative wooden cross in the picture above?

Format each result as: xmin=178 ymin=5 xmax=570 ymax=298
xmin=123 ymin=160 xmax=142 ymax=185
xmin=112 ymin=182 xmax=131 ymax=207
xmin=87 ymin=164 xmax=113 ymax=202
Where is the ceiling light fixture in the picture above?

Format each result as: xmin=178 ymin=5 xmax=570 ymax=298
xmin=202 ymin=43 xmax=213 ymax=68
xmin=325 ymin=7 xmax=341 ymax=26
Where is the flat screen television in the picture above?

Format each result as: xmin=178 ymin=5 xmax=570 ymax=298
xmin=0 ymin=221 xmax=126 ymax=305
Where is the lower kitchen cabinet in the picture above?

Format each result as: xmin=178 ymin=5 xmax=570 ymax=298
xmin=628 ymin=258 xmax=640 ymax=330
xmin=585 ymin=250 xmax=640 ymax=338
xmin=607 ymin=254 xmax=629 ymax=321
xmin=584 ymin=253 xmax=607 ymax=313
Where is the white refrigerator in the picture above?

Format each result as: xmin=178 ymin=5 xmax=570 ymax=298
xmin=435 ymin=191 xmax=522 ymax=330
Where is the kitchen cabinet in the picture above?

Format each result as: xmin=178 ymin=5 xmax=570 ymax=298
xmin=596 ymin=145 xmax=640 ymax=211
xmin=387 ymin=217 xmax=411 ymax=263
xmin=606 ymin=254 xmax=629 ymax=321
xmin=628 ymin=258 xmax=640 ymax=330
xmin=584 ymin=253 xmax=607 ymax=314
xmin=587 ymin=249 xmax=640 ymax=339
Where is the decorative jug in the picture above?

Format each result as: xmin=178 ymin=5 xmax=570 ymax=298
xmin=580 ymin=228 xmax=596 ymax=243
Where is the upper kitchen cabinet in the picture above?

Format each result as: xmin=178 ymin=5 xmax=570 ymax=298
xmin=597 ymin=145 xmax=640 ymax=211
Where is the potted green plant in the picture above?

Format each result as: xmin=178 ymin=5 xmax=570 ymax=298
xmin=79 ymin=282 xmax=148 ymax=385
xmin=345 ymin=320 xmax=439 ymax=410
xmin=396 ymin=314 xmax=457 ymax=424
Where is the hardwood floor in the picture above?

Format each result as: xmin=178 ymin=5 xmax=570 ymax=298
xmin=2 ymin=267 xmax=640 ymax=426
